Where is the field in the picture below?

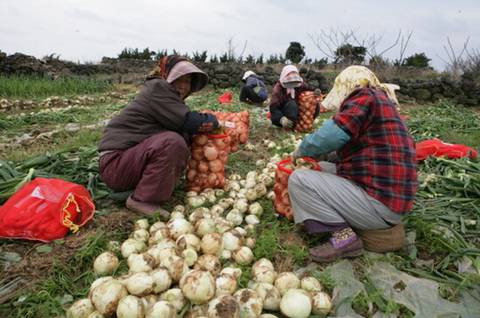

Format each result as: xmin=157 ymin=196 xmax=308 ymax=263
xmin=0 ymin=77 xmax=479 ymax=317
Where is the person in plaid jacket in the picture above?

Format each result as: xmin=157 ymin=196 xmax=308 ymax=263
xmin=289 ymin=66 xmax=417 ymax=262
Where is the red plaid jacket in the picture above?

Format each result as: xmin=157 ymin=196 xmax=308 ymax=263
xmin=333 ymin=88 xmax=417 ymax=214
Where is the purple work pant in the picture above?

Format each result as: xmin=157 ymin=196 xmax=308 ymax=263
xmin=99 ymin=131 xmax=189 ymax=203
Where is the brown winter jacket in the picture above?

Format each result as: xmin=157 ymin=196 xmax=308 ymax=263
xmin=99 ymin=78 xmax=190 ymax=151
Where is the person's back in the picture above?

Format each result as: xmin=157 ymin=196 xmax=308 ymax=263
xmin=239 ymin=71 xmax=268 ymax=104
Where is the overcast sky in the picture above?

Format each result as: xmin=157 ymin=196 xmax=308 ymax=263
xmin=1 ymin=0 xmax=479 ymax=70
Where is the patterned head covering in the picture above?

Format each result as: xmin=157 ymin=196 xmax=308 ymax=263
xmin=279 ymin=65 xmax=303 ymax=99
xmin=322 ymin=65 xmax=400 ymax=110
xmin=148 ymin=55 xmax=208 ymax=93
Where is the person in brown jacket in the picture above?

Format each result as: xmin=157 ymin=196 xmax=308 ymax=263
xmin=98 ymin=55 xmax=218 ymax=217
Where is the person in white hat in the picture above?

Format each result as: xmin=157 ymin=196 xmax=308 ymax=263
xmin=269 ymin=65 xmax=319 ymax=128
xmin=239 ymin=70 xmax=268 ymax=105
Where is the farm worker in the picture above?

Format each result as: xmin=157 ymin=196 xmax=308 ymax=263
xmin=269 ymin=65 xmax=321 ymax=128
xmin=289 ymin=65 xmax=417 ymax=262
xmin=239 ymin=70 xmax=268 ymax=105
xmin=98 ymin=55 xmax=218 ymax=217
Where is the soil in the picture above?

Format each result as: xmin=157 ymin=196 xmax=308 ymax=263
xmin=0 ymin=208 xmax=136 ymax=301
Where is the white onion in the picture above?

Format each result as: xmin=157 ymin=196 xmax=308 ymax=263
xmin=150 ymin=247 xmax=176 ymax=265
xmin=248 ymin=202 xmax=263 ymax=216
xmin=245 ymin=189 xmax=258 ymax=201
xmin=233 ymin=199 xmax=249 ymax=213
xmin=225 ymin=180 xmax=241 ymax=192
xmin=170 ymin=211 xmax=185 ymax=219
xmin=253 ymin=282 xmax=281 ymax=311
xmin=106 ymin=241 xmax=120 ymax=253
xmin=254 ymin=184 xmax=268 ymax=197
xmin=131 ymin=229 xmax=150 ymax=242
xmin=210 ymin=204 xmax=225 ymax=215
xmin=126 ymin=272 xmax=154 ymax=296
xmin=233 ymin=246 xmax=254 ymax=265
xmin=149 ymin=221 xmax=167 ymax=234
xmin=167 ymin=218 xmax=193 ymax=240
xmin=267 ymin=191 xmax=275 ymax=200
xmin=208 ymin=295 xmax=240 ymax=318
xmin=180 ymin=270 xmax=216 ymax=304
xmin=163 ymin=256 xmax=189 ymax=282
xmin=222 ymin=231 xmax=243 ymax=251
xmin=146 ymin=300 xmax=176 ymax=318
xmin=226 ymin=210 xmax=244 ymax=226
xmin=66 ymin=298 xmax=94 ymax=318
xmin=215 ymin=189 xmax=225 ymax=197
xmin=201 ymin=233 xmax=223 ymax=255
xmin=89 ymin=277 xmax=113 ymax=298
xmin=174 ymin=204 xmax=185 ymax=212
xmin=142 ymin=294 xmax=158 ymax=309
xmin=245 ymin=237 xmax=256 ymax=249
xmin=252 ymin=259 xmax=274 ymax=274
xmin=116 ymin=295 xmax=144 ymax=318
xmin=89 ymin=279 xmax=128 ymax=316
xmin=93 ymin=252 xmax=119 ymax=275
xmin=194 ymin=254 xmax=222 ymax=275
xmin=151 ymin=268 xmax=172 ymax=293
xmin=86 ymin=311 xmax=103 ymax=318
xmin=215 ymin=273 xmax=237 ymax=296
xmin=244 ymin=224 xmax=256 ymax=236
xmin=187 ymin=191 xmax=199 ymax=197
xmin=229 ymin=174 xmax=242 ymax=181
xmin=219 ymin=249 xmax=232 ymax=261
xmin=311 ymin=291 xmax=332 ymax=316
xmin=187 ymin=195 xmax=206 ymax=208
xmin=221 ymin=267 xmax=242 ymax=280
xmin=215 ymin=217 xmax=233 ymax=234
xmin=195 ymin=218 xmax=216 ymax=237
xmin=253 ymin=268 xmax=277 ymax=284
xmin=160 ymin=288 xmax=185 ymax=312
xmin=245 ymin=215 xmax=260 ymax=225
xmin=127 ymin=253 xmax=157 ymax=273
xmin=149 ymin=227 xmax=171 ymax=244
xmin=234 ymin=289 xmax=263 ymax=318
xmin=300 ymin=277 xmax=322 ymax=293
xmin=134 ymin=219 xmax=149 ymax=230
xmin=274 ymin=273 xmax=300 ymax=296
xmin=189 ymin=207 xmax=210 ymax=224
xmin=176 ymin=233 xmax=201 ymax=252
xmin=228 ymin=190 xmax=238 ymax=199
xmin=121 ymin=239 xmax=146 ymax=258
xmin=186 ymin=304 xmax=208 ymax=317
xmin=233 ymin=227 xmax=247 ymax=237
xmin=218 ymin=198 xmax=234 ymax=209
xmin=280 ymin=289 xmax=312 ymax=318
xmin=182 ymin=248 xmax=199 ymax=266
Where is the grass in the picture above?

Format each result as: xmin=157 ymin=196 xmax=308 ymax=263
xmin=0 ymin=75 xmax=112 ymax=99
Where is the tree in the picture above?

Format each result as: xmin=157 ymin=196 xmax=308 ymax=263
xmin=403 ymin=53 xmax=431 ymax=68
xmin=334 ymin=43 xmax=366 ymax=65
xmin=285 ymin=42 xmax=305 ymax=63
xmin=192 ymin=50 xmax=208 ymax=62
xmin=118 ymin=47 xmax=155 ymax=60
xmin=256 ymin=54 xmax=264 ymax=64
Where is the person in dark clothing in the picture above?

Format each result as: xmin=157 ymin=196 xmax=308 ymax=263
xmin=269 ymin=65 xmax=320 ymax=128
xmin=98 ymin=55 xmax=218 ymax=217
xmin=239 ymin=71 xmax=268 ymax=105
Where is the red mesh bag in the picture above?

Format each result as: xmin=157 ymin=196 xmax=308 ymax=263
xmin=294 ymin=91 xmax=324 ymax=132
xmin=202 ymin=110 xmax=250 ymax=151
xmin=0 ymin=178 xmax=95 ymax=242
xmin=416 ymin=138 xmax=478 ymax=161
xmin=186 ymin=134 xmax=230 ymax=192
xmin=273 ymin=157 xmax=321 ymax=219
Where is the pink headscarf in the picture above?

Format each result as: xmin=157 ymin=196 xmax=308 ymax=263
xmin=279 ymin=65 xmax=303 ymax=99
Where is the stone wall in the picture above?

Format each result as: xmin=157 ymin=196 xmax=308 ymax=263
xmin=1 ymin=52 xmax=478 ymax=106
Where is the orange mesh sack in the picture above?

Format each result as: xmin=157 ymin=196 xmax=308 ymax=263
xmin=186 ymin=134 xmax=230 ymax=192
xmin=294 ymin=91 xmax=323 ymax=133
xmin=273 ymin=157 xmax=321 ymax=219
xmin=202 ymin=110 xmax=250 ymax=151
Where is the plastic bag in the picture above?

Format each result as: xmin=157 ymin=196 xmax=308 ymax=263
xmin=186 ymin=134 xmax=230 ymax=192
xmin=217 ymin=92 xmax=233 ymax=104
xmin=294 ymin=91 xmax=323 ymax=132
xmin=416 ymin=138 xmax=478 ymax=161
xmin=273 ymin=157 xmax=320 ymax=219
xmin=0 ymin=178 xmax=95 ymax=242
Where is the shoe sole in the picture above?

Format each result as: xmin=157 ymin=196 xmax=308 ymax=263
xmin=310 ymin=248 xmax=364 ymax=263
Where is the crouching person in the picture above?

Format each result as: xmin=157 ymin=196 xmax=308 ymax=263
xmin=289 ymin=66 xmax=417 ymax=262
xmin=98 ymin=55 xmax=218 ymax=217
xmin=269 ymin=65 xmax=320 ymax=129
xmin=239 ymin=70 xmax=268 ymax=105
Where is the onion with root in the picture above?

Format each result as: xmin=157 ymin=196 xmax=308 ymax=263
xmin=116 ymin=295 xmax=144 ymax=318
xmin=274 ymin=272 xmax=300 ymax=296
xmin=280 ymin=289 xmax=312 ymax=318
xmin=208 ymin=295 xmax=240 ymax=318
xmin=311 ymin=291 xmax=332 ymax=317
xmin=233 ymin=246 xmax=254 ymax=265
xmin=180 ymin=270 xmax=216 ymax=304
xmin=93 ymin=252 xmax=119 ymax=276
xmin=150 ymin=268 xmax=172 ymax=294
xmin=89 ymin=279 xmax=128 ymax=316
xmin=234 ymin=289 xmax=263 ymax=318
xmin=66 ymin=298 xmax=94 ymax=318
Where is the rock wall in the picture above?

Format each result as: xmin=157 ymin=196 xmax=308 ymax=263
xmin=1 ymin=52 xmax=478 ymax=106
